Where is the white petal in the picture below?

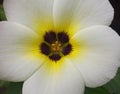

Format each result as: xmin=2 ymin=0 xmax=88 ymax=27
xmin=3 ymin=0 xmax=54 ymax=31
xmin=53 ymin=0 xmax=114 ymax=30
xmin=0 ymin=22 xmax=43 ymax=82
xmin=53 ymin=0 xmax=80 ymax=29
xmin=23 ymin=60 xmax=85 ymax=94
xmin=71 ymin=25 xmax=120 ymax=87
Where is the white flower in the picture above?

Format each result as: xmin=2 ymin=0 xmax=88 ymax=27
xmin=0 ymin=0 xmax=120 ymax=94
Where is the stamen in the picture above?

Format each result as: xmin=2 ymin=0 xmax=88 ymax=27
xmin=40 ymin=31 xmax=72 ymax=62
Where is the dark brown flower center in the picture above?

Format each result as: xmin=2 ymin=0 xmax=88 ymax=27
xmin=40 ymin=31 xmax=72 ymax=62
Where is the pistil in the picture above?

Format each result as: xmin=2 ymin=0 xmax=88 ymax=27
xmin=51 ymin=41 xmax=61 ymax=52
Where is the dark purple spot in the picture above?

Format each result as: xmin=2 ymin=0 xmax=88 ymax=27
xmin=44 ymin=31 xmax=56 ymax=44
xmin=58 ymin=32 xmax=69 ymax=44
xmin=40 ymin=43 xmax=51 ymax=55
xmin=49 ymin=54 xmax=61 ymax=61
xmin=62 ymin=44 xmax=72 ymax=55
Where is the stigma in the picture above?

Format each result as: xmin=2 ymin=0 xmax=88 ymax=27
xmin=51 ymin=41 xmax=61 ymax=52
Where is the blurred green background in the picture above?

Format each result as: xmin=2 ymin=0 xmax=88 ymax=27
xmin=0 ymin=0 xmax=120 ymax=94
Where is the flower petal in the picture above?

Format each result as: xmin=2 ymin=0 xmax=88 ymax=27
xmin=0 ymin=22 xmax=43 ymax=81
xmin=3 ymin=0 xmax=54 ymax=32
xmin=23 ymin=60 xmax=85 ymax=94
xmin=71 ymin=25 xmax=120 ymax=87
xmin=53 ymin=0 xmax=114 ymax=30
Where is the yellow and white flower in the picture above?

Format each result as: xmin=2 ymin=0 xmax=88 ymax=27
xmin=0 ymin=0 xmax=120 ymax=94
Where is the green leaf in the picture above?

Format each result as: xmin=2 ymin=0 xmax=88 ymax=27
xmin=0 ymin=81 xmax=10 ymax=87
xmin=0 ymin=5 xmax=7 ymax=20
xmin=85 ymin=87 xmax=110 ymax=94
xmin=5 ymin=82 xmax=23 ymax=94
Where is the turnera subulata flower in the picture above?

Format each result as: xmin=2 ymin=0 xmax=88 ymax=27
xmin=0 ymin=0 xmax=120 ymax=94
